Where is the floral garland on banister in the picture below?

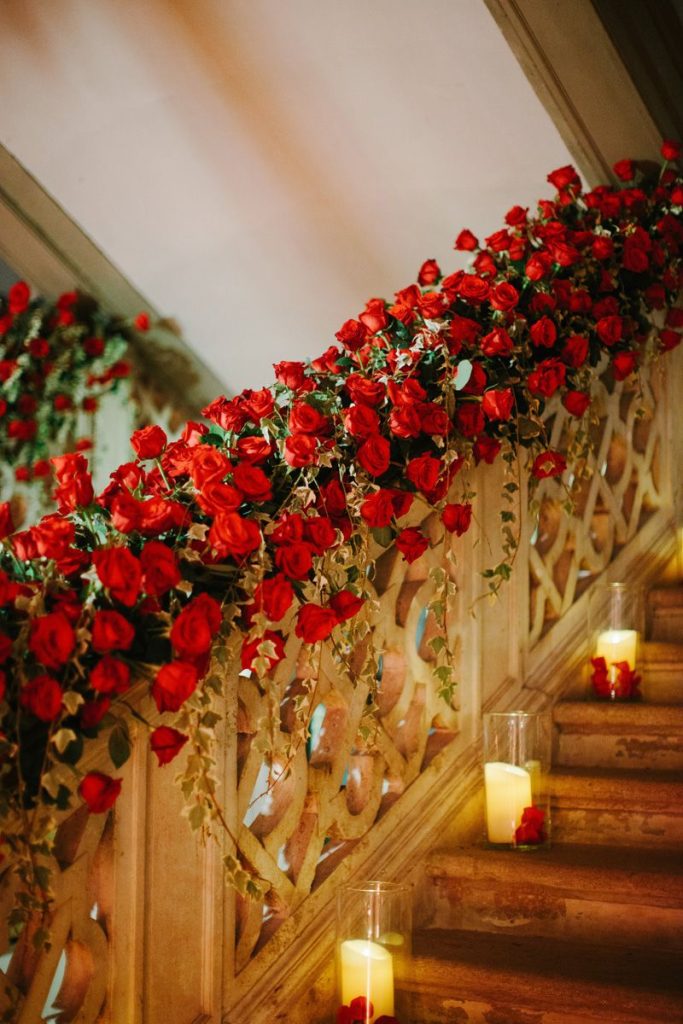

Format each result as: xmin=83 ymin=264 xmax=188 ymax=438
xmin=0 ymin=285 xmax=150 ymax=484
xmin=0 ymin=143 xmax=682 ymax=940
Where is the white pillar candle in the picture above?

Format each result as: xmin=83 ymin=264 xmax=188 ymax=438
xmin=340 ymin=939 xmax=394 ymax=1021
xmin=484 ymin=762 xmax=532 ymax=844
xmin=595 ymin=629 xmax=638 ymax=669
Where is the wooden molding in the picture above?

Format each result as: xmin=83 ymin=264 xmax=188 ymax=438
xmin=0 ymin=144 xmax=226 ymax=413
xmin=484 ymin=0 xmax=662 ymax=185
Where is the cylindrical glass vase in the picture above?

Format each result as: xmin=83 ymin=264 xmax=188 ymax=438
xmin=587 ymin=583 xmax=642 ymax=700
xmin=483 ymin=711 xmax=550 ymax=850
xmin=335 ymin=880 xmax=411 ymax=1024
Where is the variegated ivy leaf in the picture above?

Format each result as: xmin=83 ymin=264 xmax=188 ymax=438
xmin=61 ymin=690 xmax=84 ymax=716
xmin=52 ymin=729 xmax=78 ymax=755
xmin=453 ymin=359 xmax=473 ymax=390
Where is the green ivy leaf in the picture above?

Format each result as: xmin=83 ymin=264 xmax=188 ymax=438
xmin=108 ymin=721 xmax=131 ymax=769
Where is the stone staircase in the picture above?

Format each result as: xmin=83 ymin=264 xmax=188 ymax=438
xmin=408 ymin=584 xmax=683 ymax=1023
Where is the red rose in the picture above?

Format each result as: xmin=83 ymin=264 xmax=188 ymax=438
xmin=150 ymin=726 xmax=188 ymax=766
xmin=389 ymin=403 xmax=422 ymax=439
xmin=592 ymin=236 xmax=614 ymax=260
xmin=0 ymin=502 xmax=14 ymax=540
xmin=202 ymin=395 xmax=247 ymax=432
xmin=335 ymin=318 xmax=368 ymax=352
xmin=525 ymin=252 xmax=551 ymax=281
xmin=240 ymin=387 xmax=275 ymax=425
xmin=449 ymin=315 xmax=481 ymax=348
xmin=666 ymin=308 xmax=683 ymax=328
xmin=515 ymin=804 xmax=546 ymax=845
xmin=131 ymin=425 xmax=167 ymax=460
xmin=561 ymin=334 xmax=589 ymax=368
xmin=248 ymin=574 xmax=294 ymax=623
xmin=527 ymin=359 xmax=566 ymax=398
xmin=442 ymin=502 xmax=472 ymax=536
xmin=171 ymin=594 xmax=222 ymax=659
xmin=329 ymin=590 xmax=364 ymax=622
xmin=241 ymin=630 xmax=286 ymax=674
xmin=529 ymin=317 xmax=557 ymax=348
xmin=304 ymin=516 xmax=338 ymax=555
xmin=189 ymin=445 xmax=231 ymax=488
xmin=295 ymin=604 xmax=338 ymax=643
xmin=482 ymin=388 xmax=514 ymax=421
xmin=93 ymin=547 xmax=142 ymax=607
xmin=360 ymin=489 xmax=396 ymax=527
xmin=457 ymin=274 xmax=490 ymax=303
xmin=29 ymin=612 xmax=76 ymax=669
xmin=196 ymin=480 xmax=242 ymax=518
xmin=547 ymin=164 xmax=580 ymax=191
xmin=531 ymin=450 xmax=566 ymax=479
xmin=596 ymin=315 xmax=622 ymax=346
xmin=140 ymin=541 xmax=181 ymax=596
xmin=80 ymin=697 xmax=111 ymax=730
xmin=417 ymin=290 xmax=446 ymax=319
xmin=284 ymin=434 xmax=319 ymax=468
xmin=274 ymin=541 xmax=313 ymax=580
xmin=20 ymin=674 xmax=63 ymax=722
xmin=612 ymin=351 xmax=637 ymax=380
xmin=79 ymin=771 xmax=122 ymax=813
xmin=232 ymin=463 xmax=273 ymax=503
xmin=481 ymin=329 xmax=511 ymax=362
xmin=289 ymin=401 xmax=330 ymax=436
xmin=91 ymin=610 xmax=136 ymax=653
xmin=358 ymin=298 xmax=388 ymax=334
xmin=344 ymin=404 xmax=380 ymax=439
xmin=271 ymin=512 xmax=305 ymax=545
xmin=395 ymin=527 xmax=429 ymax=563
xmin=90 ymin=656 xmax=131 ymax=694
xmin=345 ymin=373 xmax=386 ymax=407
xmin=356 ymin=435 xmax=390 ymax=477
xmin=456 ymin=403 xmax=485 ymax=438
xmin=489 ymin=282 xmax=519 ymax=312
xmin=454 ymin=229 xmax=478 ymax=251
xmin=406 ymin=454 xmax=442 ymax=496
xmin=152 ymin=660 xmax=199 ymax=713
xmin=134 ymin=311 xmax=150 ymax=331
xmin=209 ymin=512 xmax=261 ymax=560
xmin=661 ymin=139 xmax=681 ymax=161
xmin=417 ymin=259 xmax=441 ymax=285
xmin=235 ymin=436 xmax=274 ymax=465
xmin=420 ymin=403 xmax=450 ymax=436
xmin=8 ymin=419 xmax=37 ymax=441
xmin=622 ymin=241 xmax=649 ymax=273
xmin=8 ymin=280 xmax=31 ymax=314
xmin=0 ymin=632 xmax=12 ymax=663
xmin=274 ymin=360 xmax=307 ymax=390
xmin=613 ymin=158 xmax=635 ymax=182
xmin=562 ymin=391 xmax=591 ymax=417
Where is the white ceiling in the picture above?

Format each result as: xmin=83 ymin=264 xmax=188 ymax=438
xmin=0 ymin=0 xmax=575 ymax=397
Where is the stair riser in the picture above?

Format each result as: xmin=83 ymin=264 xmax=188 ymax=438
xmin=406 ymin=991 xmax=665 ymax=1024
xmin=551 ymin=806 xmax=683 ymax=848
xmin=649 ymin=608 xmax=683 ymax=644
xmin=556 ymin=731 xmax=683 ymax=771
xmin=423 ymin=881 xmax=683 ymax=951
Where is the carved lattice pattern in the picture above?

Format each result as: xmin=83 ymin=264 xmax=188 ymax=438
xmin=233 ymin=507 xmax=462 ymax=969
xmin=0 ymin=807 xmax=113 ymax=1023
xmin=528 ymin=362 xmax=666 ymax=647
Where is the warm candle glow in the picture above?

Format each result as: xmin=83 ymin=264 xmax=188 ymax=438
xmin=340 ymin=939 xmax=394 ymax=1021
xmin=484 ymin=761 xmax=532 ymax=844
xmin=595 ymin=629 xmax=638 ymax=669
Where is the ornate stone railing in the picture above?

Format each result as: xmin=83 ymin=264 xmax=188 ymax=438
xmin=1 ymin=350 xmax=681 ymax=1024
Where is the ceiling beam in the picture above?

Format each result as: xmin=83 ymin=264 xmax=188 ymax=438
xmin=484 ymin=0 xmax=662 ymax=186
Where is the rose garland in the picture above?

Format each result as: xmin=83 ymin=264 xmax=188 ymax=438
xmin=0 ymin=284 xmax=149 ymax=485
xmin=0 ymin=143 xmax=681 ymax=934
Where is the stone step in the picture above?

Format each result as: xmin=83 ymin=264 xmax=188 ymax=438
xmin=406 ymin=928 xmax=683 ymax=1024
xmin=421 ymin=843 xmax=683 ymax=951
xmin=562 ymin=641 xmax=683 ymax=703
xmin=648 ymin=585 xmax=683 ymax=644
xmin=550 ymin=768 xmax=683 ymax=847
xmin=554 ymin=700 xmax=683 ymax=771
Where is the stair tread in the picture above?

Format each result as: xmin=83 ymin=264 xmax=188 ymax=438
xmin=642 ymin=639 xmax=683 ymax=662
xmin=554 ymin=700 xmax=683 ymax=727
xmin=410 ymin=927 xmax=683 ymax=1021
xmin=425 ymin=842 xmax=683 ymax=900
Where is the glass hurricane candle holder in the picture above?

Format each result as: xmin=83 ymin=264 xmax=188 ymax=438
xmin=335 ymin=880 xmax=411 ymax=1024
xmin=588 ymin=583 xmax=643 ymax=700
xmin=482 ymin=711 xmax=550 ymax=850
